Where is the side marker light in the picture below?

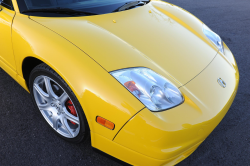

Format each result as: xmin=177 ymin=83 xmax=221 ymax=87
xmin=96 ymin=116 xmax=115 ymax=130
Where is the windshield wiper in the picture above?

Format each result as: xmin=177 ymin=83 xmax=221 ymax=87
xmin=22 ymin=8 xmax=97 ymax=16
xmin=113 ymin=0 xmax=150 ymax=12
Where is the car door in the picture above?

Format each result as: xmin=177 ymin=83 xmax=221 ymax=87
xmin=0 ymin=0 xmax=16 ymax=76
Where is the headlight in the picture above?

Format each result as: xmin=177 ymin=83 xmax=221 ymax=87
xmin=110 ymin=68 xmax=184 ymax=112
xmin=203 ymin=24 xmax=224 ymax=53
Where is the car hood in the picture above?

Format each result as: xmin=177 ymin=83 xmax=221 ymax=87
xmin=30 ymin=1 xmax=218 ymax=86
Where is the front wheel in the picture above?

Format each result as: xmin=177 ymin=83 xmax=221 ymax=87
xmin=29 ymin=63 xmax=89 ymax=143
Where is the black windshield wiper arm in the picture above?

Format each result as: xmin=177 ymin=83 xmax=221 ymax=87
xmin=22 ymin=8 xmax=97 ymax=16
xmin=113 ymin=0 xmax=150 ymax=12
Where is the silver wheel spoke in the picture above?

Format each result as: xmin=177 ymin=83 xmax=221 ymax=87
xmin=52 ymin=116 xmax=60 ymax=130
xmin=62 ymin=118 xmax=74 ymax=137
xmin=38 ymin=103 xmax=50 ymax=111
xmin=59 ymin=92 xmax=69 ymax=104
xmin=63 ymin=107 xmax=80 ymax=124
xmin=44 ymin=77 xmax=58 ymax=99
xmin=34 ymin=83 xmax=49 ymax=101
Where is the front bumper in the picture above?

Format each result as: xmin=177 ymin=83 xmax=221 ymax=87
xmin=91 ymin=86 xmax=237 ymax=166
xmin=100 ymin=51 xmax=239 ymax=165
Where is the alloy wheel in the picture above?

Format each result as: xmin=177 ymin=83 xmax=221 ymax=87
xmin=33 ymin=75 xmax=80 ymax=138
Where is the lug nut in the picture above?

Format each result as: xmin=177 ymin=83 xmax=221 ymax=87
xmin=51 ymin=103 xmax=55 ymax=107
xmin=49 ymin=111 xmax=53 ymax=117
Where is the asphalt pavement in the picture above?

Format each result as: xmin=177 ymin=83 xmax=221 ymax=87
xmin=0 ymin=0 xmax=249 ymax=165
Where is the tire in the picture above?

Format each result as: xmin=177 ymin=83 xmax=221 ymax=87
xmin=29 ymin=63 xmax=89 ymax=143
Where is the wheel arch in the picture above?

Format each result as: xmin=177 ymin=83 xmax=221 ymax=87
xmin=22 ymin=56 xmax=43 ymax=89
xmin=21 ymin=55 xmax=80 ymax=98
xmin=21 ymin=56 xmax=75 ymax=92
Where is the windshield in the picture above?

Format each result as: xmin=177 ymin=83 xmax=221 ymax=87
xmin=17 ymin=0 xmax=140 ymax=14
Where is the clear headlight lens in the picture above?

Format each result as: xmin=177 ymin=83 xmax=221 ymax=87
xmin=203 ymin=24 xmax=224 ymax=53
xmin=110 ymin=68 xmax=184 ymax=112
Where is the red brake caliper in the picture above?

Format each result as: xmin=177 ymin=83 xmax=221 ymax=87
xmin=66 ymin=100 xmax=77 ymax=125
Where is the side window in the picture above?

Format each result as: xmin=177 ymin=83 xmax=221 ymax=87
xmin=1 ymin=0 xmax=13 ymax=10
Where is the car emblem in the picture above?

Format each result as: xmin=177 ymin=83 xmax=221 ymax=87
xmin=217 ymin=78 xmax=226 ymax=88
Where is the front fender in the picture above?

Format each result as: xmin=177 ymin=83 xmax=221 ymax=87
xmin=12 ymin=13 xmax=144 ymax=140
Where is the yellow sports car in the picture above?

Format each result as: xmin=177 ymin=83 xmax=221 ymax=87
xmin=0 ymin=0 xmax=239 ymax=165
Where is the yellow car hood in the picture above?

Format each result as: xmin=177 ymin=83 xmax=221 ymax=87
xmin=30 ymin=1 xmax=218 ymax=86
